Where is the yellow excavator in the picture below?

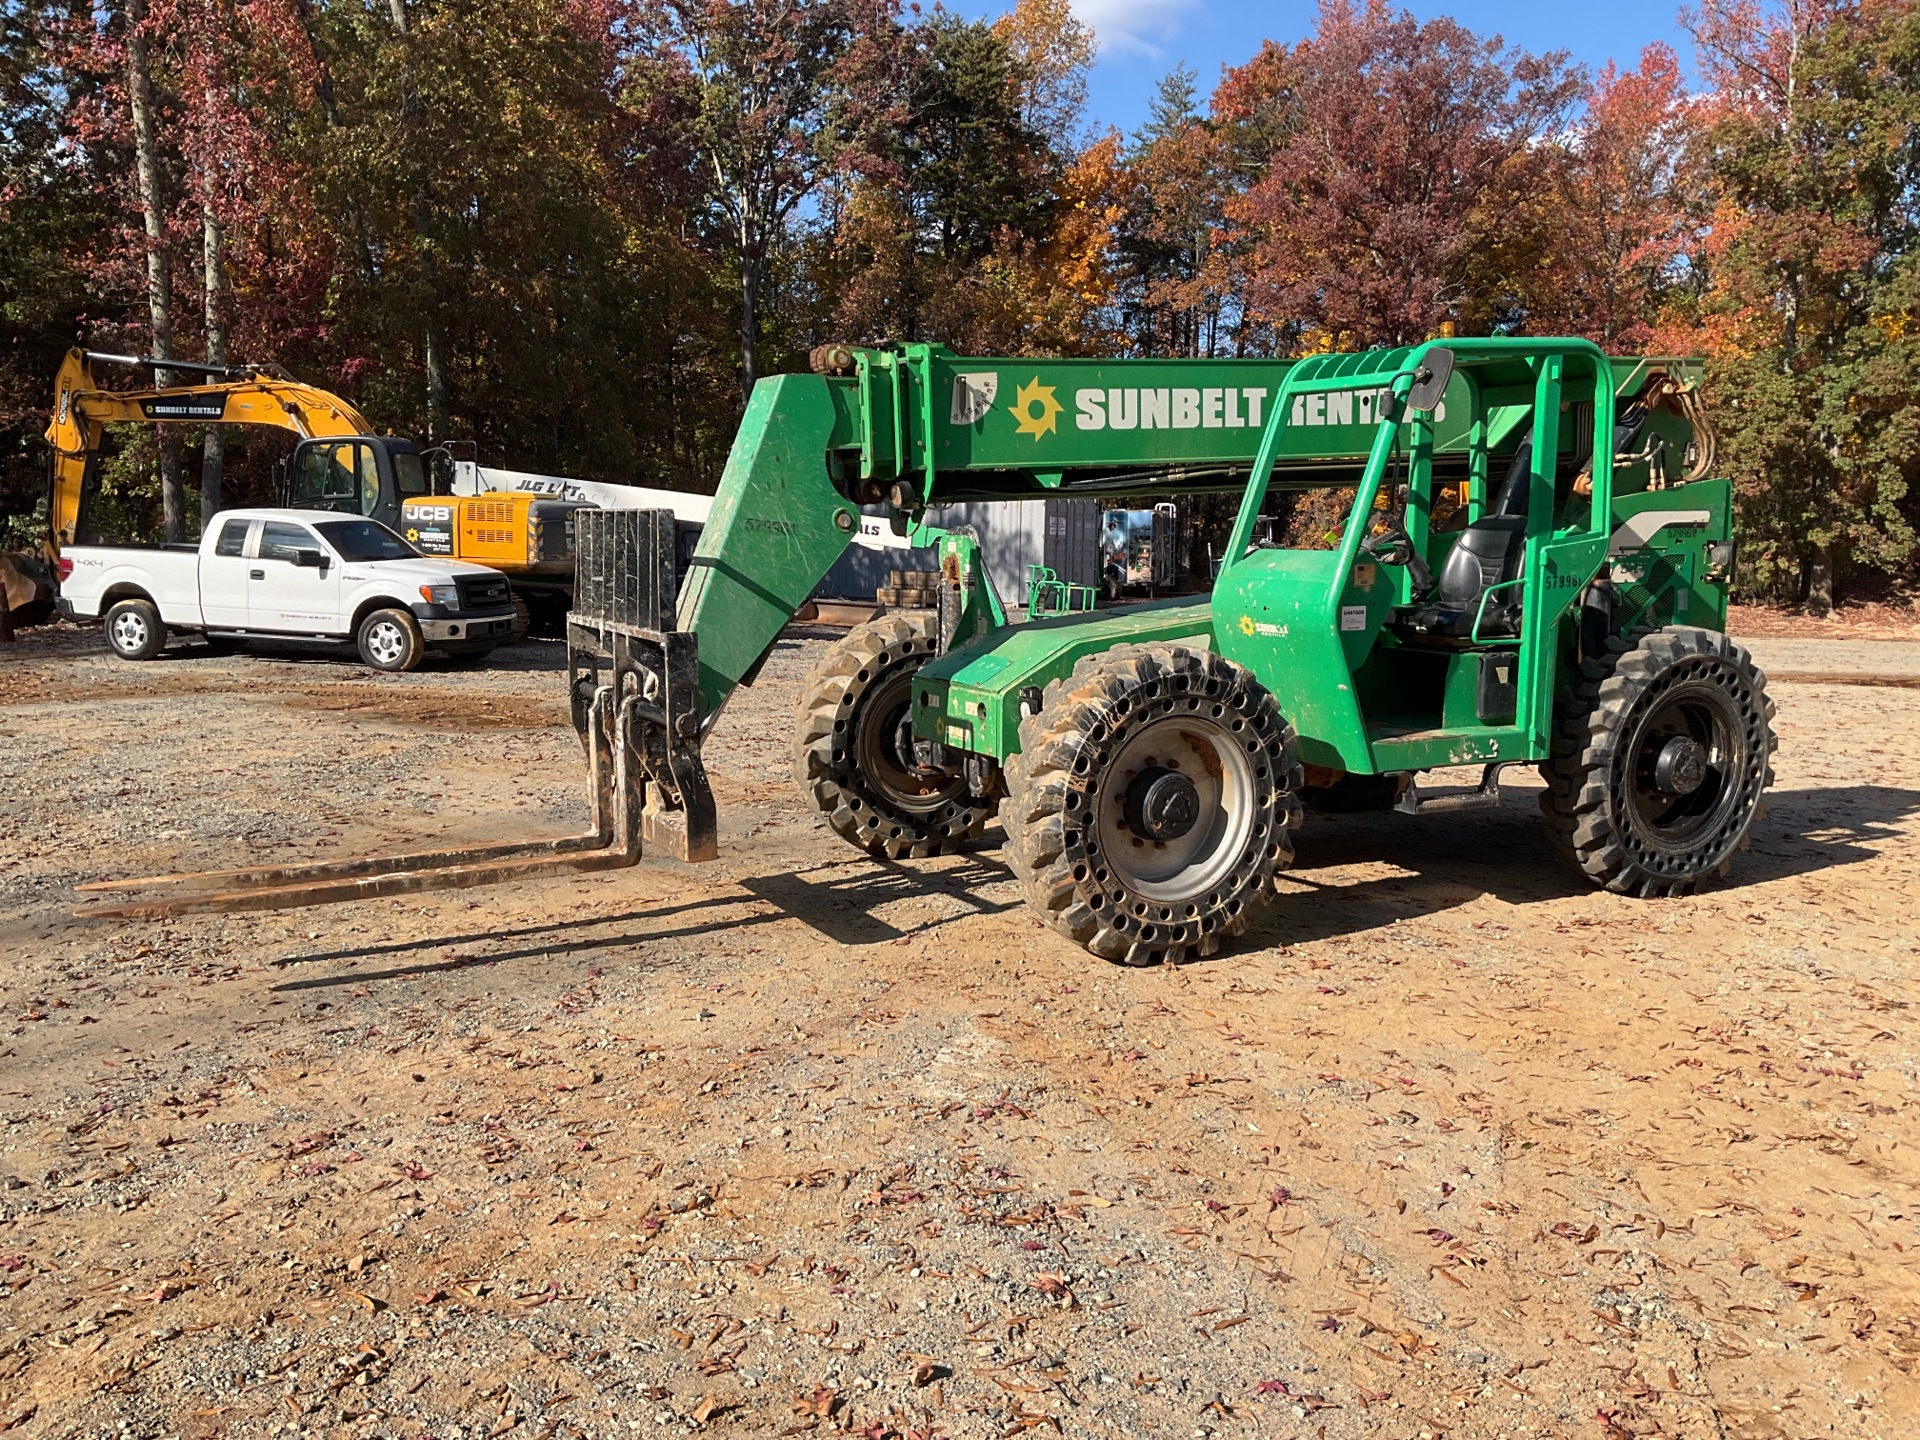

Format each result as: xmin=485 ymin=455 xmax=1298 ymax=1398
xmin=44 ymin=349 xmax=577 ymax=606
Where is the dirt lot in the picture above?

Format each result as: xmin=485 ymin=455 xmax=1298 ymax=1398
xmin=0 ymin=621 xmax=1916 ymax=1440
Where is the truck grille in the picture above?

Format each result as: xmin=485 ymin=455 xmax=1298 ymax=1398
xmin=456 ymin=574 xmax=511 ymax=611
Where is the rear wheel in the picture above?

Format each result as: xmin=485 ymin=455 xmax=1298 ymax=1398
xmin=1001 ymin=644 xmax=1303 ymax=966
xmin=794 ymin=614 xmax=995 ymax=858
xmin=356 ymin=607 xmax=426 ymax=673
xmin=104 ymin=598 xmax=167 ymax=661
xmin=1541 ymin=626 xmax=1775 ymax=896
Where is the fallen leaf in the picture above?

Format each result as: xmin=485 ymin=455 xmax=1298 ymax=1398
xmin=688 ymin=1396 xmax=734 ymax=1425
xmin=791 ymin=1387 xmax=840 ymax=1419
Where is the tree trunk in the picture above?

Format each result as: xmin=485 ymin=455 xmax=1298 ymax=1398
xmin=127 ymin=0 xmax=184 ymax=541
xmin=1806 ymin=544 xmax=1834 ymax=617
xmin=424 ymin=320 xmax=448 ymax=443
xmin=739 ymin=244 xmax=761 ymax=410
xmin=199 ymin=194 xmax=227 ymax=527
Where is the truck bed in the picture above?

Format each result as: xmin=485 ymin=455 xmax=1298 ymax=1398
xmin=59 ymin=544 xmax=206 ymax=627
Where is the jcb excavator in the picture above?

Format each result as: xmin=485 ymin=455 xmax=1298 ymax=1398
xmin=44 ymin=349 xmax=577 ymax=606
xmin=80 ymin=338 xmax=1775 ymax=972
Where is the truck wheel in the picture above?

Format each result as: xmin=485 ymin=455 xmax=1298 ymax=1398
xmin=1540 ymin=626 xmax=1775 ymax=897
xmin=356 ymin=608 xmax=426 ymax=673
xmin=794 ymin=613 xmax=995 ymax=858
xmin=1001 ymin=644 xmax=1304 ymax=966
xmin=104 ymin=598 xmax=167 ymax=661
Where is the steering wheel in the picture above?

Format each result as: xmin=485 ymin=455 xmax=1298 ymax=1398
xmin=1361 ymin=525 xmax=1435 ymax=594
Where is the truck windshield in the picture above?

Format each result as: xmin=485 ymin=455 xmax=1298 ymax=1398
xmin=315 ymin=520 xmax=418 ymax=562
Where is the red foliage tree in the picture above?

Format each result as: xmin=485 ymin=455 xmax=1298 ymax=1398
xmin=1216 ymin=0 xmax=1580 ymax=350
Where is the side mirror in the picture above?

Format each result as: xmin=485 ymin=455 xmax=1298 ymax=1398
xmin=1407 ymin=347 xmax=1455 ymax=412
xmin=292 ymin=548 xmax=327 ymax=569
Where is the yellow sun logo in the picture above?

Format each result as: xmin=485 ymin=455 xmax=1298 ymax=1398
xmin=1009 ymin=377 xmax=1062 ymax=440
xmin=1239 ymin=615 xmax=1256 ymax=636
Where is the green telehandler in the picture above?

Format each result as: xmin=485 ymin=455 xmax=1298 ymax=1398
xmin=82 ymin=337 xmax=1776 ymax=968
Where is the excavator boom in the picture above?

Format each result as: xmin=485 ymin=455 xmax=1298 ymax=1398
xmin=44 ymin=348 xmax=378 ymax=559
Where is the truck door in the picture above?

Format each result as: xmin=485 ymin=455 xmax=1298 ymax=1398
xmin=199 ymin=516 xmax=255 ymax=628
xmin=251 ymin=518 xmax=346 ymax=635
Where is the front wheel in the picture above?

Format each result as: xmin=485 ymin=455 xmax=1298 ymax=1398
xmin=356 ymin=608 xmax=426 ymax=673
xmin=1001 ymin=644 xmax=1303 ymax=966
xmin=794 ymin=613 xmax=996 ymax=858
xmin=1541 ymin=626 xmax=1775 ymax=896
xmin=104 ymin=598 xmax=167 ymax=661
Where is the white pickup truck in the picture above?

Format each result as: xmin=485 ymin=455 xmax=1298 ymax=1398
xmin=57 ymin=507 xmax=519 ymax=671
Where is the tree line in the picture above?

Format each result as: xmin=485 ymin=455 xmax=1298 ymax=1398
xmin=1 ymin=0 xmax=1915 ymax=606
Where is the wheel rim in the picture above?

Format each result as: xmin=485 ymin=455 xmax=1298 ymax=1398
xmin=1616 ymin=661 xmax=1761 ymax=868
xmin=110 ymin=610 xmax=148 ymax=653
xmin=1094 ymin=713 xmax=1256 ymax=904
xmin=366 ymin=621 xmax=406 ymax=666
xmin=849 ymin=666 xmax=966 ymax=817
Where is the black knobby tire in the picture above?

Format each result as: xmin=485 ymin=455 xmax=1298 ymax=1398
xmin=794 ymin=613 xmax=995 ymax=859
xmin=1540 ymin=626 xmax=1776 ymax=897
xmin=1000 ymin=644 xmax=1304 ymax=966
xmin=356 ymin=607 xmax=426 ymax=673
xmin=104 ymin=598 xmax=167 ymax=661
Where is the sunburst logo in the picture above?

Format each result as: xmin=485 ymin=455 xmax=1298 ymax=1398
xmin=1239 ymin=615 xmax=1256 ymax=636
xmin=1009 ymin=377 xmax=1062 ymax=440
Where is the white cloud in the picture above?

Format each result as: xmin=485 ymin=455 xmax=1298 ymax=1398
xmin=1072 ymin=0 xmax=1200 ymax=59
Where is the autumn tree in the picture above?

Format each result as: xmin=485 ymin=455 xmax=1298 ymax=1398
xmin=826 ymin=9 xmax=1059 ymax=348
xmin=994 ymin=0 xmax=1093 ymax=147
xmin=1682 ymin=0 xmax=1920 ymax=609
xmin=0 ymin=0 xmax=108 ymax=530
xmin=1520 ymin=45 xmax=1702 ymax=346
xmin=648 ymin=0 xmax=883 ymax=404
xmin=1115 ymin=65 xmax=1235 ymax=357
xmin=1216 ymin=0 xmax=1581 ymax=350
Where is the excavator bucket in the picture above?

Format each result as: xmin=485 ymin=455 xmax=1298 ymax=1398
xmin=75 ymin=510 xmax=714 ymax=919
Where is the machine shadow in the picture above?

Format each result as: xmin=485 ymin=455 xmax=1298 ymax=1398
xmin=1237 ymin=780 xmax=1920 ymax=954
xmin=738 ymin=853 xmax=1020 ymax=946
xmin=269 ymin=854 xmax=1019 ymax=991
xmin=266 ymin=783 xmax=1912 ymax=988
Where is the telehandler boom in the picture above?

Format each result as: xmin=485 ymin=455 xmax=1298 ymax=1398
xmin=82 ymin=338 xmax=1775 ymax=968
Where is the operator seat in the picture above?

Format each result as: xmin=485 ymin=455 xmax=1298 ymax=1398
xmin=1389 ymin=438 xmax=1532 ymax=645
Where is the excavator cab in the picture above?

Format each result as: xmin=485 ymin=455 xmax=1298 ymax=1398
xmin=282 ymin=435 xmax=433 ymax=530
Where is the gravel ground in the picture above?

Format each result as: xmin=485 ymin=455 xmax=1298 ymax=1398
xmin=1740 ymin=638 xmax=1920 ymax=682
xmin=0 ymin=620 xmax=1916 ymax=1440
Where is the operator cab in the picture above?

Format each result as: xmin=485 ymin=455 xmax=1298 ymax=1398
xmin=1216 ymin=340 xmax=1645 ymax=774
xmin=284 ymin=435 xmax=433 ymax=530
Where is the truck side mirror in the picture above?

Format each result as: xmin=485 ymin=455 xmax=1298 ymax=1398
xmin=1407 ymin=347 xmax=1454 ymax=412
xmin=292 ymin=548 xmax=327 ymax=569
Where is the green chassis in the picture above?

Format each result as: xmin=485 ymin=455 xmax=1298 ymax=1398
xmin=678 ymin=338 xmax=1729 ymax=781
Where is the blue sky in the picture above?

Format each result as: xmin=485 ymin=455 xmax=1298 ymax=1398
xmin=946 ymin=0 xmax=1699 ymax=136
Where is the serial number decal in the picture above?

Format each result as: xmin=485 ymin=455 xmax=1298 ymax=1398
xmin=742 ymin=517 xmax=798 ymax=537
